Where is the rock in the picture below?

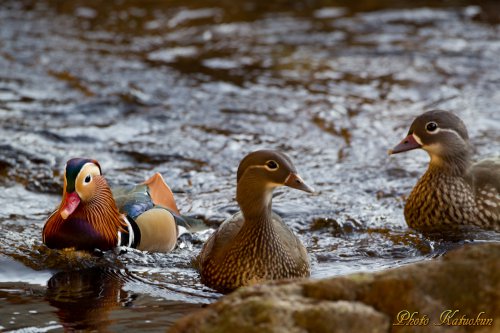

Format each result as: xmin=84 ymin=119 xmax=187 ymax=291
xmin=171 ymin=286 xmax=389 ymax=333
xmin=170 ymin=243 xmax=500 ymax=333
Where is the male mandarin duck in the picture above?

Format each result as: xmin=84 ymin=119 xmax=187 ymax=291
xmin=43 ymin=158 xmax=194 ymax=252
xmin=197 ymin=150 xmax=314 ymax=293
xmin=389 ymin=110 xmax=499 ymax=232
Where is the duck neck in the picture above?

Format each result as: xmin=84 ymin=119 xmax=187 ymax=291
xmin=81 ymin=194 xmax=126 ymax=245
xmin=236 ymin=180 xmax=274 ymax=225
xmin=428 ymin=150 xmax=471 ymax=177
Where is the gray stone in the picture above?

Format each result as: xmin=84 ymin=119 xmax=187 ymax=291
xmin=170 ymin=243 xmax=500 ymax=333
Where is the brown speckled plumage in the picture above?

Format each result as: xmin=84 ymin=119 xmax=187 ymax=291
xmin=197 ymin=150 xmax=313 ymax=293
xmin=391 ymin=110 xmax=499 ymax=232
xmin=405 ymin=164 xmax=499 ymax=231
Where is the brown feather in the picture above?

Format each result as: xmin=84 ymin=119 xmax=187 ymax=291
xmin=43 ymin=209 xmax=65 ymax=244
xmin=83 ymin=176 xmax=128 ymax=244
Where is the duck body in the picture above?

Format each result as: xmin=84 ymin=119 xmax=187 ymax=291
xmin=197 ymin=150 xmax=314 ymax=293
xmin=405 ymin=160 xmax=500 ymax=231
xmin=390 ymin=110 xmax=499 ymax=232
xmin=43 ymin=158 xmax=182 ymax=253
xmin=113 ymin=174 xmax=179 ymax=252
xmin=199 ymin=211 xmax=309 ymax=293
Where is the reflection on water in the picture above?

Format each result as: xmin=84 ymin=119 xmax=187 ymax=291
xmin=1 ymin=0 xmax=499 ymax=331
xmin=46 ymin=268 xmax=127 ymax=332
xmin=0 ymin=264 xmax=202 ymax=331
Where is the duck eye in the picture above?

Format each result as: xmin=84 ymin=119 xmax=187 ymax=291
xmin=426 ymin=122 xmax=438 ymax=132
xmin=84 ymin=175 xmax=92 ymax=183
xmin=266 ymin=160 xmax=279 ymax=170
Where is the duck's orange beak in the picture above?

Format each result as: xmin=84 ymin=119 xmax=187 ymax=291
xmin=60 ymin=192 xmax=80 ymax=219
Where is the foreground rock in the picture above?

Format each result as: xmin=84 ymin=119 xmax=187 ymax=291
xmin=170 ymin=243 xmax=500 ymax=333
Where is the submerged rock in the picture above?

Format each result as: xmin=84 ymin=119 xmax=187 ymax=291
xmin=170 ymin=243 xmax=499 ymax=333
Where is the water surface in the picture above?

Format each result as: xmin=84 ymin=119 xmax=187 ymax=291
xmin=1 ymin=0 xmax=499 ymax=331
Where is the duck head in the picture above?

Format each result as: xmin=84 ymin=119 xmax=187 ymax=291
xmin=236 ymin=150 xmax=314 ymax=219
xmin=60 ymin=158 xmax=103 ymax=219
xmin=237 ymin=150 xmax=314 ymax=193
xmin=389 ymin=110 xmax=472 ymax=174
xmin=43 ymin=158 xmax=126 ymax=251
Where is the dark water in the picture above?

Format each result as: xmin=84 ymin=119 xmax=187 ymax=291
xmin=1 ymin=0 xmax=499 ymax=331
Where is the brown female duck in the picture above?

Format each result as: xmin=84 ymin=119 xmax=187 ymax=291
xmin=389 ymin=110 xmax=499 ymax=232
xmin=197 ymin=150 xmax=314 ymax=293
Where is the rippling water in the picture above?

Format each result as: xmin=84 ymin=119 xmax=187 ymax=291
xmin=1 ymin=0 xmax=499 ymax=331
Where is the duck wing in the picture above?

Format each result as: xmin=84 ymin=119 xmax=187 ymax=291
xmin=270 ymin=212 xmax=309 ymax=272
xmin=196 ymin=212 xmax=244 ymax=269
xmin=469 ymin=157 xmax=500 ymax=194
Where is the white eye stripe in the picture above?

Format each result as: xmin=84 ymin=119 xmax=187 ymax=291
xmin=418 ymin=127 xmax=466 ymax=145
xmin=78 ymin=163 xmax=100 ymax=187
xmin=247 ymin=165 xmax=278 ymax=172
xmin=432 ymin=127 xmax=464 ymax=139
xmin=412 ymin=133 xmax=423 ymax=145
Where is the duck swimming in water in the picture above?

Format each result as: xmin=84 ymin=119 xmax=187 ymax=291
xmin=197 ymin=150 xmax=314 ymax=293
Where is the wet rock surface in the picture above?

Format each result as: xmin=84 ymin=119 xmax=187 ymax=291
xmin=170 ymin=242 xmax=500 ymax=333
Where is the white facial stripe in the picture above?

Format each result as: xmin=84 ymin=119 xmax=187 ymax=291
xmin=433 ymin=127 xmax=463 ymax=137
xmin=419 ymin=127 xmax=465 ymax=144
xmin=412 ymin=133 xmax=423 ymax=145
xmin=79 ymin=163 xmax=101 ymax=179
xmin=247 ymin=165 xmax=268 ymax=171
xmin=239 ymin=165 xmax=267 ymax=182
xmin=427 ymin=127 xmax=466 ymax=145
xmin=243 ymin=165 xmax=285 ymax=186
xmin=249 ymin=164 xmax=280 ymax=172
xmin=75 ymin=163 xmax=101 ymax=197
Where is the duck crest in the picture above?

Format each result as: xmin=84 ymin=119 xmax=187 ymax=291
xmin=43 ymin=176 xmax=127 ymax=251
xmin=65 ymin=158 xmax=101 ymax=192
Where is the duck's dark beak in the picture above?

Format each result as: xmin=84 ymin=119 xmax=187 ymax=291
xmin=284 ymin=173 xmax=315 ymax=193
xmin=388 ymin=134 xmax=422 ymax=155
xmin=60 ymin=192 xmax=80 ymax=219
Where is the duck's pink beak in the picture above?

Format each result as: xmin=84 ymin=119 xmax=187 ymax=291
xmin=60 ymin=192 xmax=80 ymax=220
xmin=388 ymin=134 xmax=422 ymax=155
